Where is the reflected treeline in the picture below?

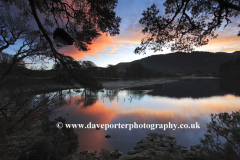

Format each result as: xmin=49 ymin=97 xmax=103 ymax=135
xmin=69 ymin=88 xmax=147 ymax=104
xmin=124 ymin=86 xmax=150 ymax=101
xmin=101 ymin=88 xmax=146 ymax=102
xmin=147 ymin=79 xmax=237 ymax=98
xmin=66 ymin=89 xmax=98 ymax=108
xmin=63 ymin=88 xmax=140 ymax=107
xmin=63 ymin=88 xmax=122 ymax=108
xmin=100 ymin=89 xmax=119 ymax=102
xmin=219 ymin=79 xmax=240 ymax=96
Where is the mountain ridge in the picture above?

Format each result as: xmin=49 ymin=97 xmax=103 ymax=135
xmin=116 ymin=51 xmax=240 ymax=75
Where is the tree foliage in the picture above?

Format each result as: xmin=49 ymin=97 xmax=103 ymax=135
xmin=124 ymin=63 xmax=159 ymax=80
xmin=135 ymin=0 xmax=240 ymax=54
xmin=17 ymin=117 xmax=78 ymax=160
xmin=0 ymin=0 xmax=121 ymax=90
xmin=52 ymin=59 xmax=103 ymax=91
xmin=200 ymin=111 xmax=240 ymax=160
xmin=106 ymin=64 xmax=118 ymax=79
xmin=0 ymin=1 xmax=119 ymax=157
xmin=219 ymin=56 xmax=240 ymax=79
xmin=2 ymin=0 xmax=121 ymax=50
xmin=0 ymin=52 xmax=25 ymax=67
xmin=0 ymin=8 xmax=31 ymax=53
xmin=0 ymin=6 xmax=51 ymax=82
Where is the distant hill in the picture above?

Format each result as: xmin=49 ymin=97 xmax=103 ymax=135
xmin=116 ymin=51 xmax=240 ymax=75
xmin=0 ymin=63 xmax=55 ymax=78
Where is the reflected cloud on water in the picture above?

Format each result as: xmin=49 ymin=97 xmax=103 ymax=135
xmin=56 ymin=79 xmax=240 ymax=154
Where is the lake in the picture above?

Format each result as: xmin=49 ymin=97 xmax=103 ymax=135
xmin=54 ymin=78 xmax=240 ymax=155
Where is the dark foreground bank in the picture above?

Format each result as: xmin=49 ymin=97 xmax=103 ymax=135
xmin=64 ymin=133 xmax=202 ymax=160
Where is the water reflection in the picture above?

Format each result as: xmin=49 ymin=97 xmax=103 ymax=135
xmin=146 ymin=79 xmax=240 ymax=98
xmin=56 ymin=79 xmax=240 ymax=155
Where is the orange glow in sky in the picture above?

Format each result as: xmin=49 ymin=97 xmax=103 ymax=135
xmin=58 ymin=1 xmax=240 ymax=67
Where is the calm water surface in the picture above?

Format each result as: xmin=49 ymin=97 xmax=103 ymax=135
xmin=54 ymin=79 xmax=240 ymax=154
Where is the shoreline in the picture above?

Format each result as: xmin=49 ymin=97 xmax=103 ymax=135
xmin=101 ymin=76 xmax=218 ymax=90
xmin=102 ymin=78 xmax=178 ymax=90
xmin=2 ymin=77 xmax=219 ymax=95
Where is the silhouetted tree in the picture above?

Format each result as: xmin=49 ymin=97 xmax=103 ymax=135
xmin=199 ymin=111 xmax=240 ymax=160
xmin=0 ymin=6 xmax=53 ymax=81
xmin=124 ymin=66 xmax=131 ymax=80
xmin=0 ymin=52 xmax=25 ymax=68
xmin=135 ymin=0 xmax=240 ymax=54
xmin=52 ymin=60 xmax=103 ymax=91
xmin=1 ymin=1 xmax=121 ymax=156
xmin=219 ymin=79 xmax=240 ymax=96
xmin=17 ymin=117 xmax=78 ymax=160
xmin=0 ymin=9 xmax=31 ymax=53
xmin=154 ymin=71 xmax=162 ymax=78
xmin=80 ymin=61 xmax=98 ymax=75
xmin=0 ymin=0 xmax=121 ymax=89
xmin=143 ymin=67 xmax=154 ymax=79
xmin=52 ymin=62 xmax=63 ymax=70
xmin=124 ymin=63 xmax=156 ymax=80
xmin=106 ymin=64 xmax=118 ymax=79
xmin=219 ymin=56 xmax=240 ymax=79
xmin=133 ymin=63 xmax=144 ymax=80
xmin=118 ymin=71 xmax=125 ymax=79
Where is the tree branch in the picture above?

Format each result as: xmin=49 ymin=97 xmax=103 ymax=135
xmin=220 ymin=0 xmax=240 ymax=11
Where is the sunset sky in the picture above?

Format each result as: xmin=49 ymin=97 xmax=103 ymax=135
xmin=64 ymin=0 xmax=240 ymax=67
xmin=4 ymin=0 xmax=240 ymax=68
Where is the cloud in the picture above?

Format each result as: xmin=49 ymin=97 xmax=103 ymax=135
xmin=60 ymin=99 xmax=116 ymax=153
xmin=109 ymin=46 xmax=119 ymax=53
xmin=198 ymin=17 xmax=240 ymax=52
xmin=59 ymin=24 xmax=143 ymax=60
xmin=115 ymin=12 xmax=240 ymax=53
xmin=209 ymin=35 xmax=240 ymax=45
xmin=102 ymin=52 xmax=122 ymax=55
xmin=60 ymin=33 xmax=116 ymax=60
xmin=113 ymin=17 xmax=240 ymax=54
xmin=196 ymin=34 xmax=240 ymax=52
xmin=114 ymin=23 xmax=144 ymax=44
xmin=59 ymin=13 xmax=240 ymax=61
xmin=114 ymin=95 xmax=240 ymax=124
xmin=59 ymin=93 xmax=240 ymax=153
